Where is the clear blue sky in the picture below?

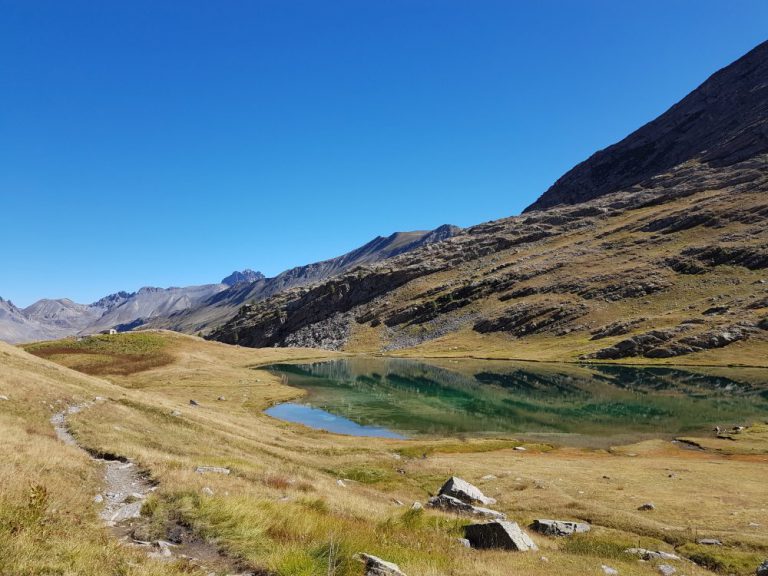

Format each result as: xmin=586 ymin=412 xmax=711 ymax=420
xmin=1 ymin=1 xmax=766 ymax=306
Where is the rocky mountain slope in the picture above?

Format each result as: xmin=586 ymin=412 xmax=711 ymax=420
xmin=0 ymin=226 xmax=458 ymax=343
xmin=526 ymin=39 xmax=768 ymax=212
xmin=210 ymin=40 xmax=768 ymax=365
xmin=146 ymin=225 xmax=460 ymax=334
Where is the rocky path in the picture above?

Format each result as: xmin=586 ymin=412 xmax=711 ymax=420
xmin=51 ymin=401 xmax=260 ymax=575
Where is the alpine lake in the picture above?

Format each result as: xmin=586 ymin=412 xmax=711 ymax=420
xmin=262 ymin=357 xmax=768 ymax=447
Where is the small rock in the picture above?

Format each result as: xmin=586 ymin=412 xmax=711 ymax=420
xmin=189 ymin=399 xmax=199 ymax=406
xmin=625 ymin=548 xmax=680 ymax=561
xmin=697 ymin=538 xmax=723 ymax=546
xmin=217 ymin=396 xmax=226 ymax=401
xmin=464 ymin=521 xmax=538 ymax=551
xmin=749 ymin=522 xmax=761 ymax=528
xmin=531 ymin=519 xmax=591 ymax=536
xmin=457 ymin=538 xmax=471 ymax=548
xmin=411 ymin=501 xmax=422 ymax=510
xmin=657 ymin=564 xmax=676 ymax=576
xmin=93 ymin=494 xmax=104 ymax=503
xmin=337 ymin=479 xmax=347 ymax=487
xmin=202 ymin=486 xmax=214 ymax=496
xmin=392 ymin=499 xmax=404 ymax=506
xmin=638 ymin=502 xmax=656 ymax=511
xmin=481 ymin=474 xmax=498 ymax=481
xmin=438 ymin=476 xmax=495 ymax=505
xmin=170 ymin=410 xmax=182 ymax=417
xmin=514 ymin=446 xmax=527 ymax=451
xmin=195 ymin=466 xmax=230 ymax=475
xmin=356 ymin=553 xmax=407 ymax=576
xmin=601 ymin=565 xmax=619 ymax=576
xmin=0 ymin=395 xmax=9 ymax=401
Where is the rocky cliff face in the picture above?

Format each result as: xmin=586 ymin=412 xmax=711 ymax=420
xmin=210 ymin=41 xmax=768 ymax=363
xmin=525 ymin=40 xmax=768 ymax=213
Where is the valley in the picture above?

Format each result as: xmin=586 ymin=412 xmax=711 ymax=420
xmin=2 ymin=331 xmax=767 ymax=576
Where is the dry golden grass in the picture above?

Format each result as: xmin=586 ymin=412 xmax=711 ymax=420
xmin=2 ymin=331 xmax=767 ymax=575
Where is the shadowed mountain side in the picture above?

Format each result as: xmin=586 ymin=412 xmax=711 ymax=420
xmin=525 ymin=39 xmax=768 ymax=213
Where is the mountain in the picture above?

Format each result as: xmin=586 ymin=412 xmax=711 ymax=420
xmin=210 ymin=41 xmax=768 ymax=364
xmin=0 ymin=228 xmax=460 ymax=343
xmin=221 ymin=269 xmax=266 ymax=286
xmin=0 ymin=297 xmax=71 ymax=343
xmin=525 ymin=40 xmax=768 ymax=212
xmin=148 ymin=225 xmax=462 ymax=334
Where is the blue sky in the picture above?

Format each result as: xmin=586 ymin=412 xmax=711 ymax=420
xmin=1 ymin=1 xmax=766 ymax=306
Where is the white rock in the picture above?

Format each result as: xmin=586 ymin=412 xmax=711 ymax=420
xmin=601 ymin=565 xmax=619 ymax=575
xmin=195 ymin=466 xmax=230 ymax=475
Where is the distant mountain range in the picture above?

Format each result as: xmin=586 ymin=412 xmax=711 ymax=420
xmin=209 ymin=40 xmax=768 ymax=363
xmin=0 ymin=226 xmax=460 ymax=344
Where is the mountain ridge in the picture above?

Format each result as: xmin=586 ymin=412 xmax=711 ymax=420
xmin=524 ymin=39 xmax=768 ymax=213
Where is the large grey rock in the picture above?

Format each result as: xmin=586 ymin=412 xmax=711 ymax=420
xmin=464 ymin=521 xmax=538 ymax=551
xmin=356 ymin=553 xmax=407 ymax=576
xmin=438 ymin=476 xmax=496 ymax=505
xmin=427 ymin=494 xmax=505 ymax=520
xmin=531 ymin=519 xmax=591 ymax=536
xmin=756 ymin=559 xmax=768 ymax=576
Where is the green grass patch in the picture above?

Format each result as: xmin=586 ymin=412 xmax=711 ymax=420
xmin=678 ymin=543 xmax=766 ymax=575
xmin=24 ymin=333 xmax=174 ymax=376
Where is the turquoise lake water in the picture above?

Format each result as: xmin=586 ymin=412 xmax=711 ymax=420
xmin=262 ymin=357 xmax=768 ymax=445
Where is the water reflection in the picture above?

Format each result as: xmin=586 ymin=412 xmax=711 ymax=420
xmin=263 ymin=358 xmax=768 ymax=443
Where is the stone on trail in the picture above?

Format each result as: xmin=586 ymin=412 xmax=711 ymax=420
xmin=531 ymin=519 xmax=591 ymax=536
xmin=356 ymin=553 xmax=407 ymax=576
xmin=195 ymin=466 xmax=230 ymax=475
xmin=463 ymin=521 xmax=538 ymax=551
xmin=107 ymin=500 xmax=143 ymax=523
xmin=427 ymin=494 xmax=506 ymax=519
xmin=438 ymin=476 xmax=496 ymax=505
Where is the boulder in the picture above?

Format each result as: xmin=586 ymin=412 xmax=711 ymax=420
xmin=657 ymin=565 xmax=676 ymax=576
xmin=601 ymin=565 xmax=618 ymax=575
xmin=438 ymin=476 xmax=495 ymax=505
xmin=756 ymin=559 xmax=768 ymax=576
xmin=356 ymin=553 xmax=407 ymax=576
xmin=427 ymin=494 xmax=506 ymax=520
xmin=463 ymin=521 xmax=538 ymax=551
xmin=531 ymin=519 xmax=591 ymax=536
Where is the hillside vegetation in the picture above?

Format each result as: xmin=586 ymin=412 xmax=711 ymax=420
xmin=2 ymin=332 xmax=767 ymax=575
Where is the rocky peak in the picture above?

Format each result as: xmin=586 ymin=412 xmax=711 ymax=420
xmin=525 ymin=39 xmax=768 ymax=212
xmin=221 ymin=269 xmax=266 ymax=287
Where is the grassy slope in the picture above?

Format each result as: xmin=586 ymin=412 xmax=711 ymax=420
xmin=6 ymin=332 xmax=768 ymax=575
xmin=343 ymin=188 xmax=768 ymax=367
